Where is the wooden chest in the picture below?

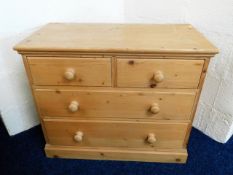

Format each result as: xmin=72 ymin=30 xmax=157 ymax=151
xmin=14 ymin=23 xmax=218 ymax=163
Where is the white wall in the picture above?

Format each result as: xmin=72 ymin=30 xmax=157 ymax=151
xmin=1 ymin=0 xmax=233 ymax=143
xmin=0 ymin=0 xmax=124 ymax=135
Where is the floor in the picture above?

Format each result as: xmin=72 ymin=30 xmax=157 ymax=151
xmin=1 ymin=120 xmax=233 ymax=175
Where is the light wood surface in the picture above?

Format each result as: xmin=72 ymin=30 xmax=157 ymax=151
xmin=35 ymin=88 xmax=197 ymax=120
xmin=14 ymin=23 xmax=218 ymax=55
xmin=73 ymin=131 xmax=83 ymax=143
xmin=150 ymin=103 xmax=160 ymax=114
xmin=45 ymin=144 xmax=188 ymax=163
xmin=68 ymin=101 xmax=79 ymax=112
xmin=147 ymin=133 xmax=157 ymax=144
xmin=44 ymin=119 xmax=188 ymax=149
xmin=117 ymin=58 xmax=204 ymax=88
xmin=14 ymin=23 xmax=218 ymax=163
xmin=21 ymin=56 xmax=49 ymax=142
xmin=184 ymin=58 xmax=211 ymax=146
xmin=27 ymin=57 xmax=112 ymax=86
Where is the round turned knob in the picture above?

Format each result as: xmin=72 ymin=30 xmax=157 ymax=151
xmin=74 ymin=131 xmax=83 ymax=142
xmin=147 ymin=133 xmax=156 ymax=144
xmin=64 ymin=68 xmax=75 ymax=80
xmin=150 ymin=103 xmax=160 ymax=114
xmin=153 ymin=70 xmax=164 ymax=83
xmin=68 ymin=101 xmax=79 ymax=112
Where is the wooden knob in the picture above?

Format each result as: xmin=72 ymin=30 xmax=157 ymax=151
xmin=68 ymin=101 xmax=79 ymax=112
xmin=64 ymin=68 xmax=75 ymax=80
xmin=153 ymin=70 xmax=164 ymax=83
xmin=147 ymin=133 xmax=156 ymax=144
xmin=150 ymin=103 xmax=160 ymax=114
xmin=74 ymin=131 xmax=83 ymax=142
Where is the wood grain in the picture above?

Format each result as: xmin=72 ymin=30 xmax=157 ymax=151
xmin=183 ymin=58 xmax=211 ymax=146
xmin=14 ymin=23 xmax=218 ymax=163
xmin=27 ymin=57 xmax=112 ymax=86
xmin=44 ymin=119 xmax=189 ymax=149
xmin=35 ymin=88 xmax=197 ymax=120
xmin=45 ymin=144 xmax=188 ymax=163
xmin=14 ymin=23 xmax=218 ymax=55
xmin=117 ymin=58 xmax=204 ymax=88
xmin=22 ymin=56 xmax=49 ymax=142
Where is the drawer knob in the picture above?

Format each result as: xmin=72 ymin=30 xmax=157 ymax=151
xmin=64 ymin=68 xmax=75 ymax=80
xmin=150 ymin=103 xmax=160 ymax=114
xmin=147 ymin=133 xmax=156 ymax=144
xmin=68 ymin=100 xmax=79 ymax=112
xmin=153 ymin=70 xmax=164 ymax=83
xmin=74 ymin=131 xmax=83 ymax=142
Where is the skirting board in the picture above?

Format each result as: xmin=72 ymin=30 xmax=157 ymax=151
xmin=45 ymin=144 xmax=188 ymax=163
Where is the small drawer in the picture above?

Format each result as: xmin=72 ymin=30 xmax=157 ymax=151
xmin=35 ymin=88 xmax=196 ymax=120
xmin=27 ymin=57 xmax=112 ymax=86
xmin=44 ymin=119 xmax=189 ymax=149
xmin=117 ymin=58 xmax=204 ymax=88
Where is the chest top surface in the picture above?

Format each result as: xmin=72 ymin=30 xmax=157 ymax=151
xmin=14 ymin=23 xmax=218 ymax=55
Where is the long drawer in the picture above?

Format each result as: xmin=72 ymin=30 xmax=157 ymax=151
xmin=44 ymin=119 xmax=189 ymax=149
xmin=27 ymin=57 xmax=112 ymax=86
xmin=35 ymin=88 xmax=197 ymax=120
xmin=117 ymin=58 xmax=204 ymax=88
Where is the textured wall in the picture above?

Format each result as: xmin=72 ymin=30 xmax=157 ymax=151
xmin=1 ymin=0 xmax=233 ymax=142
xmin=124 ymin=0 xmax=233 ymax=143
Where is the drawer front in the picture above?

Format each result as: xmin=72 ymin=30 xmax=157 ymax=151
xmin=27 ymin=57 xmax=112 ymax=86
xmin=44 ymin=119 xmax=189 ymax=149
xmin=35 ymin=88 xmax=196 ymax=120
xmin=117 ymin=59 xmax=204 ymax=88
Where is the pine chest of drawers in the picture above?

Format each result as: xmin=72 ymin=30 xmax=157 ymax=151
xmin=14 ymin=23 xmax=218 ymax=163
